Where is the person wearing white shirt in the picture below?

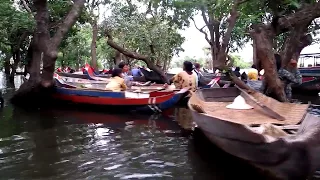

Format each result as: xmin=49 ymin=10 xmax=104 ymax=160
xmin=193 ymin=63 xmax=203 ymax=87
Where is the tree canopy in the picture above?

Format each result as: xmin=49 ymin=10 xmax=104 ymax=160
xmin=2 ymin=0 xmax=320 ymax=101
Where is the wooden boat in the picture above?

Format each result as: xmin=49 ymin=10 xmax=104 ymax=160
xmin=299 ymin=66 xmax=320 ymax=77
xmin=57 ymin=72 xmax=89 ymax=79
xmin=54 ymin=73 xmax=164 ymax=90
xmin=292 ymin=76 xmax=320 ymax=93
xmin=188 ymin=88 xmax=320 ymax=179
xmin=245 ymin=77 xmax=320 ymax=94
xmin=53 ymin=75 xmax=188 ymax=114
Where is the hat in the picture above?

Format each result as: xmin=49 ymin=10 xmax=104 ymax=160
xmin=226 ymin=95 xmax=253 ymax=110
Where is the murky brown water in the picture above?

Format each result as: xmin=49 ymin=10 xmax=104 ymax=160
xmin=0 ymin=72 xmax=320 ymax=179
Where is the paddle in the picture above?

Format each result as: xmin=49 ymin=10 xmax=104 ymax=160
xmin=235 ymin=85 xmax=286 ymax=121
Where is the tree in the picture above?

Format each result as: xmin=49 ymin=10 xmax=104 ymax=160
xmin=102 ymin=0 xmax=185 ymax=82
xmin=0 ymin=0 xmax=34 ymax=80
xmin=229 ymin=54 xmax=251 ymax=68
xmin=168 ymin=0 xmax=250 ymax=68
xmin=249 ymin=0 xmax=320 ymax=101
xmin=12 ymin=0 xmax=86 ymax=104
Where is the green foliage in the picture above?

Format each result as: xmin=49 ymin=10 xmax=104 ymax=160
xmin=171 ymin=56 xmax=209 ymax=69
xmin=103 ymin=0 xmax=185 ymax=67
xmin=0 ymin=0 xmax=34 ymax=51
xmin=229 ymin=54 xmax=251 ymax=68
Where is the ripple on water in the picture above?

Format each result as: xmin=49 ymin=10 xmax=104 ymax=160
xmin=118 ymin=173 xmax=173 ymax=179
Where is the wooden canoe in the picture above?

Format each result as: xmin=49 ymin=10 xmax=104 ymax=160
xmin=56 ymin=72 xmax=89 ymax=79
xmin=53 ymin=75 xmax=188 ymax=114
xmin=245 ymin=77 xmax=320 ymax=94
xmin=54 ymin=73 xmax=166 ymax=91
xmin=292 ymin=76 xmax=320 ymax=93
xmin=188 ymin=88 xmax=320 ymax=179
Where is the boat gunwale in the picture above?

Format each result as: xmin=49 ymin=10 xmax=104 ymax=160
xmin=55 ymin=86 xmax=188 ymax=100
xmin=190 ymin=88 xmax=310 ymax=126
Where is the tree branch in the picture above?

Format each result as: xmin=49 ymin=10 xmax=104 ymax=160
xmin=21 ymin=0 xmax=34 ymax=16
xmin=281 ymin=29 xmax=312 ymax=67
xmin=200 ymin=6 xmax=209 ymax=26
xmin=105 ymin=30 xmax=148 ymax=61
xmin=275 ymin=2 xmax=320 ymax=35
xmin=105 ymin=30 xmax=169 ymax=83
xmin=190 ymin=17 xmax=210 ymax=44
xmin=126 ymin=0 xmax=135 ymax=16
xmin=51 ymin=0 xmax=86 ymax=48
xmin=220 ymin=0 xmax=244 ymax=53
xmin=145 ymin=1 xmax=152 ymax=15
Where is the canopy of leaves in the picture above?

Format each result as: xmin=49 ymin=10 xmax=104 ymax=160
xmin=0 ymin=0 xmax=34 ymax=57
xmin=103 ymin=0 xmax=185 ymax=68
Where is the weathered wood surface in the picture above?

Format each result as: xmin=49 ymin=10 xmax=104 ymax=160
xmin=189 ymin=87 xmax=320 ymax=180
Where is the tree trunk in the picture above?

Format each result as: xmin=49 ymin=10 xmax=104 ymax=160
xmin=24 ymin=39 xmax=33 ymax=76
xmin=4 ymin=54 xmax=12 ymax=75
xmin=90 ymin=19 xmax=98 ymax=70
xmin=252 ymin=39 xmax=258 ymax=69
xmin=113 ymin=50 xmax=122 ymax=66
xmin=281 ymin=24 xmax=312 ymax=67
xmin=251 ymin=25 xmax=286 ymax=102
xmin=10 ymin=51 xmax=21 ymax=82
xmin=12 ymin=0 xmax=86 ymax=106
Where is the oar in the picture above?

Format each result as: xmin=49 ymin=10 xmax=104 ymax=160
xmin=235 ymin=85 xmax=285 ymax=121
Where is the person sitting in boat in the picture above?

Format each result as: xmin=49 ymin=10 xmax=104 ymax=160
xmin=171 ymin=61 xmax=197 ymax=92
xmin=118 ymin=62 xmax=133 ymax=86
xmin=261 ymin=54 xmax=302 ymax=101
xmin=193 ymin=63 xmax=203 ymax=87
xmin=105 ymin=68 xmax=127 ymax=92
xmin=233 ymin=67 xmax=241 ymax=78
xmin=131 ymin=65 xmax=143 ymax=77
xmin=247 ymin=64 xmax=259 ymax=80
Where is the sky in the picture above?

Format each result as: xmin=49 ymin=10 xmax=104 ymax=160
xmin=173 ymin=14 xmax=320 ymax=62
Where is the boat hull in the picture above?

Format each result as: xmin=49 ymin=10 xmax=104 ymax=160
xmin=292 ymin=76 xmax=320 ymax=93
xmin=299 ymin=67 xmax=320 ymax=77
xmin=188 ymin=88 xmax=320 ymax=180
xmin=52 ymin=87 xmax=188 ymax=114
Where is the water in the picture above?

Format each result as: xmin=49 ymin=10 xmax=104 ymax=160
xmin=0 ymin=73 xmax=320 ymax=179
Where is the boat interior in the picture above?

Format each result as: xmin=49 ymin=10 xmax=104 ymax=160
xmin=189 ymin=87 xmax=310 ymax=136
xmin=54 ymin=74 xmax=182 ymax=99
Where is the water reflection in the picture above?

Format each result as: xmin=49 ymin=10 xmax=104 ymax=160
xmin=0 ymin=103 xmax=193 ymax=179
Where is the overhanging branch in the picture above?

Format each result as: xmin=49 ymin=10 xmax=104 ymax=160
xmin=275 ymin=2 xmax=320 ymax=35
xmin=51 ymin=0 xmax=86 ymax=48
xmin=105 ymin=30 xmax=148 ymax=61
xmin=190 ymin=17 xmax=210 ymax=44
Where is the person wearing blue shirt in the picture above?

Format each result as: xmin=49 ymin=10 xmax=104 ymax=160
xmin=131 ymin=66 xmax=142 ymax=77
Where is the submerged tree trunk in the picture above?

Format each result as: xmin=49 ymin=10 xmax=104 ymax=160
xmin=91 ymin=19 xmax=98 ymax=70
xmin=12 ymin=0 xmax=86 ymax=105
